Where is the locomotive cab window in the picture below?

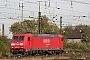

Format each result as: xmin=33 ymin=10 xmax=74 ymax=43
xmin=13 ymin=36 xmax=24 ymax=40
xmin=28 ymin=37 xmax=30 ymax=41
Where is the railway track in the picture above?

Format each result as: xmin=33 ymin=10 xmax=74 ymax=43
xmin=1 ymin=52 xmax=90 ymax=60
xmin=8 ymin=52 xmax=90 ymax=60
xmin=9 ymin=53 xmax=73 ymax=60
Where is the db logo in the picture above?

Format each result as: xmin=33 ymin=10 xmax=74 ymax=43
xmin=43 ymin=39 xmax=50 ymax=43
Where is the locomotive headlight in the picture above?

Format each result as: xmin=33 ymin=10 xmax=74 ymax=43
xmin=11 ymin=43 xmax=15 ymax=46
xmin=20 ymin=43 xmax=23 ymax=45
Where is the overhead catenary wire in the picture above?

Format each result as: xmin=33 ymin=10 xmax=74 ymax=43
xmin=0 ymin=0 xmax=89 ymax=16
xmin=0 ymin=0 xmax=90 ymax=24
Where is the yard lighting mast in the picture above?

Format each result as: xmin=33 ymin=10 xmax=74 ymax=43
xmin=60 ymin=16 xmax=62 ymax=34
xmin=37 ymin=0 xmax=42 ymax=34
xmin=19 ymin=3 xmax=24 ymax=21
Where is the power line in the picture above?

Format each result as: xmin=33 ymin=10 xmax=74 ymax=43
xmin=0 ymin=0 xmax=90 ymax=24
xmin=0 ymin=0 xmax=89 ymax=16
xmin=62 ymin=0 xmax=90 ymax=5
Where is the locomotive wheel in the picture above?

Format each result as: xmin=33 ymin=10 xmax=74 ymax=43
xmin=60 ymin=50 xmax=63 ymax=54
xmin=23 ymin=52 xmax=28 ymax=56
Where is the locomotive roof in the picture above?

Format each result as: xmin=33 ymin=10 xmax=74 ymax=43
xmin=32 ymin=34 xmax=59 ymax=37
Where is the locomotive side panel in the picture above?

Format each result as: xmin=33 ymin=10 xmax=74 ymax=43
xmin=31 ymin=36 xmax=62 ymax=49
xmin=32 ymin=36 xmax=44 ymax=48
xmin=58 ymin=35 xmax=64 ymax=49
xmin=32 ymin=36 xmax=51 ymax=48
xmin=50 ymin=37 xmax=60 ymax=48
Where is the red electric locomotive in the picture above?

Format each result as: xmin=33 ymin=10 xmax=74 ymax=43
xmin=10 ymin=33 xmax=64 ymax=56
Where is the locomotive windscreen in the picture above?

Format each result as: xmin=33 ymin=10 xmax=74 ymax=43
xmin=13 ymin=36 xmax=24 ymax=40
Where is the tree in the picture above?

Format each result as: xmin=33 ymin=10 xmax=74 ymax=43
xmin=62 ymin=25 xmax=74 ymax=35
xmin=9 ymin=20 xmax=38 ymax=34
xmin=74 ymin=24 xmax=90 ymax=44
xmin=9 ymin=22 xmax=22 ymax=33
xmin=81 ymin=33 xmax=90 ymax=44
xmin=75 ymin=24 xmax=88 ymax=30
xmin=40 ymin=15 xmax=50 ymax=33
xmin=9 ymin=15 xmax=59 ymax=34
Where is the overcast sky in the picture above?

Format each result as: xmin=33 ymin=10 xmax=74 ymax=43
xmin=0 ymin=0 xmax=90 ymax=38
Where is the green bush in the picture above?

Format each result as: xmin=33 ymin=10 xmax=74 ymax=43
xmin=65 ymin=42 xmax=89 ymax=52
xmin=0 ymin=36 xmax=10 ymax=57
